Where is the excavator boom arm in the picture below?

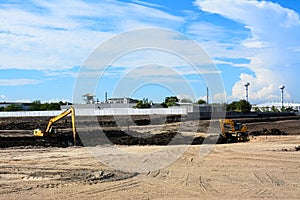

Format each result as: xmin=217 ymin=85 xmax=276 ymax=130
xmin=43 ymin=106 xmax=76 ymax=144
xmin=219 ymin=119 xmax=236 ymax=138
xmin=45 ymin=107 xmax=74 ymax=132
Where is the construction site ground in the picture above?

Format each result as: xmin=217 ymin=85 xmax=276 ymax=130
xmin=0 ymin=116 xmax=299 ymax=199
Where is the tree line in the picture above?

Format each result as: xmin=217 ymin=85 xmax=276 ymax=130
xmin=135 ymin=96 xmax=253 ymax=112
xmin=1 ymin=98 xmax=294 ymax=113
xmin=135 ymin=96 xmax=207 ymax=109
xmin=0 ymin=100 xmax=69 ymax=112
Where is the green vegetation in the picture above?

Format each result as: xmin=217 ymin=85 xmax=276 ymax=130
xmin=3 ymin=104 xmax=23 ymax=111
xmin=160 ymin=102 xmax=168 ymax=108
xmin=164 ymin=96 xmax=179 ymax=107
xmin=29 ymin=100 xmax=42 ymax=111
xmin=197 ymin=99 xmax=206 ymax=104
xmin=29 ymin=100 xmax=68 ymax=111
xmin=0 ymin=100 xmax=69 ymax=112
xmin=254 ymin=107 xmax=262 ymax=112
xmin=226 ymin=99 xmax=252 ymax=113
xmin=271 ymin=105 xmax=279 ymax=112
xmin=281 ymin=106 xmax=294 ymax=112
xmin=135 ymin=98 xmax=152 ymax=109
xmin=135 ymin=96 xmax=180 ymax=108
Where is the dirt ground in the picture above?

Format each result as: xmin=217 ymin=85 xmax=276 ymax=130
xmin=1 ymin=117 xmax=300 ymax=199
xmin=1 ymin=134 xmax=299 ymax=200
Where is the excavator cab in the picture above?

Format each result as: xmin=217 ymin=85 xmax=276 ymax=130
xmin=234 ymin=122 xmax=242 ymax=131
xmin=33 ymin=129 xmax=43 ymax=137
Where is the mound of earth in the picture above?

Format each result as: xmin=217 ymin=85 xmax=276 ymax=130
xmin=249 ymin=128 xmax=287 ymax=136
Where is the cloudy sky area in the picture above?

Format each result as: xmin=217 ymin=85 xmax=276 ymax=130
xmin=0 ymin=0 xmax=299 ymax=104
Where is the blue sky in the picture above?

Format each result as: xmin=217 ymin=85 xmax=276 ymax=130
xmin=0 ymin=0 xmax=299 ymax=104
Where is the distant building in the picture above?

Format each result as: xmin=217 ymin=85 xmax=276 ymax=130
xmin=64 ymin=97 xmax=139 ymax=110
xmin=253 ymin=102 xmax=300 ymax=112
xmin=107 ymin=97 xmax=138 ymax=104
xmin=82 ymin=93 xmax=96 ymax=104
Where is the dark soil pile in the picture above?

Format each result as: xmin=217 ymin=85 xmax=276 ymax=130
xmin=249 ymin=128 xmax=287 ymax=136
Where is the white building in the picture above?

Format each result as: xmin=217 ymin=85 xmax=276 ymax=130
xmin=107 ymin=97 xmax=138 ymax=104
xmin=82 ymin=93 xmax=96 ymax=104
xmin=253 ymin=102 xmax=300 ymax=112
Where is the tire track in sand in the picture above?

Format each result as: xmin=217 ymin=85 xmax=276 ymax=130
xmin=70 ymin=179 xmax=141 ymax=197
xmin=198 ymin=176 xmax=217 ymax=193
xmin=242 ymin=172 xmax=286 ymax=198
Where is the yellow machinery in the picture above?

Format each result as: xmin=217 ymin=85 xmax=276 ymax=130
xmin=33 ymin=106 xmax=77 ymax=144
xmin=219 ymin=119 xmax=249 ymax=142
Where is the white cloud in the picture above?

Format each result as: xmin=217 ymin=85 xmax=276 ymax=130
xmin=186 ymin=22 xmax=250 ymax=61
xmin=0 ymin=95 xmax=7 ymax=100
xmin=131 ymin=0 xmax=164 ymax=8
xmin=13 ymin=99 xmax=32 ymax=103
xmin=0 ymin=0 xmax=184 ymax=71
xmin=73 ymin=27 xmax=222 ymax=103
xmin=194 ymin=0 xmax=300 ymax=102
xmin=42 ymin=98 xmax=71 ymax=103
xmin=229 ymin=72 xmax=291 ymax=102
xmin=43 ymin=69 xmax=78 ymax=78
xmin=0 ymin=79 xmax=40 ymax=86
xmin=177 ymin=94 xmax=196 ymax=102
xmin=242 ymin=38 xmax=268 ymax=48
xmin=212 ymin=91 xmax=227 ymax=103
xmin=109 ymin=49 xmax=220 ymax=77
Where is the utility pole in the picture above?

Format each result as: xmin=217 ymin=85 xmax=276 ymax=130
xmin=279 ymin=85 xmax=285 ymax=109
xmin=206 ymin=87 xmax=209 ymax=104
xmin=105 ymin=92 xmax=108 ymax=103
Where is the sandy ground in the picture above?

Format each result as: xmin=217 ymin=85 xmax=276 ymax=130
xmin=1 ymin=135 xmax=299 ymax=200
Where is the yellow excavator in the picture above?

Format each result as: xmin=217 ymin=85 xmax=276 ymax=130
xmin=33 ymin=106 xmax=77 ymax=144
xmin=219 ymin=119 xmax=249 ymax=143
